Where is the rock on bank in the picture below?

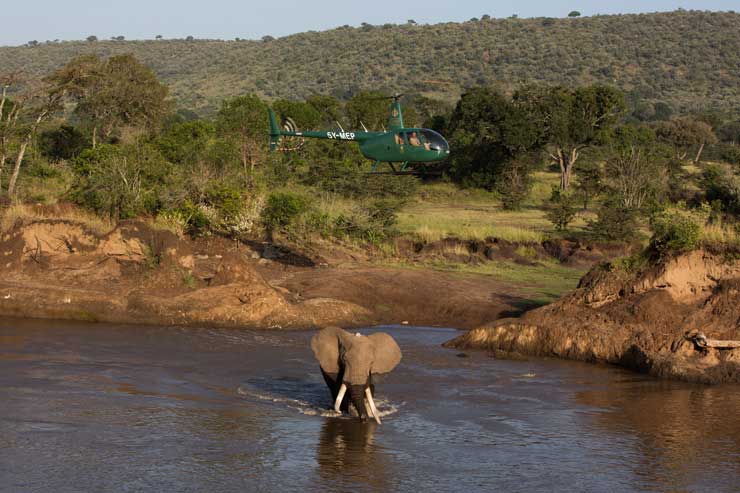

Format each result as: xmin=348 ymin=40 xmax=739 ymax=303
xmin=445 ymin=249 xmax=740 ymax=384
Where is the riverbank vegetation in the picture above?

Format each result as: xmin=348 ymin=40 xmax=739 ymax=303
xmin=1 ymin=50 xmax=740 ymax=300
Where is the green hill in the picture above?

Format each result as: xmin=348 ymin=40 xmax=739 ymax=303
xmin=2 ymin=10 xmax=738 ymax=115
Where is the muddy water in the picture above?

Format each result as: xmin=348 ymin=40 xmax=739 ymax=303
xmin=0 ymin=319 xmax=738 ymax=492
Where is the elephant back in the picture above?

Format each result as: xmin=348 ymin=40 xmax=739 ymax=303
xmin=368 ymin=332 xmax=402 ymax=375
xmin=310 ymin=326 xmax=346 ymax=374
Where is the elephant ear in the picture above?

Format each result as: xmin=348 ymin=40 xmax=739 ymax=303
xmin=310 ymin=327 xmax=345 ymax=374
xmin=368 ymin=332 xmax=402 ymax=375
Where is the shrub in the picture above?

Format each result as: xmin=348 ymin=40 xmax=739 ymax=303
xmin=262 ymin=191 xmax=310 ymax=230
xmin=649 ymin=207 xmax=701 ymax=256
xmin=586 ymin=197 xmax=640 ymax=241
xmin=546 ymin=188 xmax=577 ymax=231
xmin=722 ymin=146 xmax=740 ymax=165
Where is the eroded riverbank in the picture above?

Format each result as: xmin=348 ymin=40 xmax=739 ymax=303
xmin=1 ymin=319 xmax=739 ymax=492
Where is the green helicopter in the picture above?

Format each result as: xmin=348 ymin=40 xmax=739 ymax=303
xmin=268 ymin=95 xmax=450 ymax=174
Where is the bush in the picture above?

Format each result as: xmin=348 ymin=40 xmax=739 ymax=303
xmin=649 ymin=207 xmax=701 ymax=256
xmin=70 ymin=143 xmax=172 ymax=219
xmin=722 ymin=146 xmax=740 ymax=165
xmin=586 ymin=197 xmax=640 ymax=241
xmin=546 ymin=188 xmax=577 ymax=231
xmin=262 ymin=191 xmax=310 ymax=230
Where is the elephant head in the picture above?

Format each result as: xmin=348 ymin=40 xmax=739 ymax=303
xmin=311 ymin=327 xmax=402 ymax=424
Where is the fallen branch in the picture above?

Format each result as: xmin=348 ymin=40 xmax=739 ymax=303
xmin=689 ymin=332 xmax=740 ymax=350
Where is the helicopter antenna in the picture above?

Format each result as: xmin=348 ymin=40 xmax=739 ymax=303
xmin=360 ymin=121 xmax=369 ymax=132
xmin=336 ymin=121 xmax=345 ymax=132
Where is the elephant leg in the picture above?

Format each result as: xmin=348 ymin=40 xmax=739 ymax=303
xmin=321 ymin=368 xmax=350 ymax=412
xmin=321 ymin=369 xmax=340 ymax=401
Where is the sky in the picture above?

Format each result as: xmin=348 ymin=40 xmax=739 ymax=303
xmin=2 ymin=0 xmax=737 ymax=46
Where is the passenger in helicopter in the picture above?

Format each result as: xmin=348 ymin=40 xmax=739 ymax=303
xmin=408 ymin=132 xmax=421 ymax=147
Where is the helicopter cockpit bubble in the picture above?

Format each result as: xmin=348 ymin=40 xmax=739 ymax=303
xmin=421 ymin=130 xmax=449 ymax=152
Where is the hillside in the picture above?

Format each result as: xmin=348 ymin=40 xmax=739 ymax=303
xmin=1 ymin=10 xmax=739 ymax=115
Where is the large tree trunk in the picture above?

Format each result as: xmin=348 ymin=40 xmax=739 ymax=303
xmin=7 ymin=138 xmax=30 ymax=197
xmin=555 ymin=147 xmax=581 ymax=191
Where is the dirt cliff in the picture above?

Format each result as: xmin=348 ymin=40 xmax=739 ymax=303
xmin=445 ymin=249 xmax=740 ymax=384
xmin=0 ymin=217 xmax=530 ymax=329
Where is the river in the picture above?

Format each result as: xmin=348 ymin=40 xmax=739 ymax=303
xmin=0 ymin=318 xmax=738 ymax=492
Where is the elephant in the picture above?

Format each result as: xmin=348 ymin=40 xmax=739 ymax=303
xmin=311 ymin=327 xmax=402 ymax=424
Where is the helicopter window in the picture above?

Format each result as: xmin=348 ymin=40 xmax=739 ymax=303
xmin=395 ymin=133 xmax=406 ymax=145
xmin=408 ymin=131 xmax=422 ymax=147
xmin=421 ymin=130 xmax=449 ymax=151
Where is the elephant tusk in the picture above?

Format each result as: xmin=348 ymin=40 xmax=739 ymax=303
xmin=334 ymin=383 xmax=347 ymax=413
xmin=365 ymin=387 xmax=382 ymax=425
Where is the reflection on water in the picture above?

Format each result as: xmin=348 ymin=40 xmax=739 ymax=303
xmin=0 ymin=318 xmax=738 ymax=492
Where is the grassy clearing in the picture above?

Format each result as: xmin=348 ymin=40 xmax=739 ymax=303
xmin=387 ymin=257 xmax=587 ymax=305
xmin=700 ymin=221 xmax=740 ymax=247
xmin=0 ymin=202 xmax=114 ymax=236
xmin=397 ymin=171 xmax=591 ymax=243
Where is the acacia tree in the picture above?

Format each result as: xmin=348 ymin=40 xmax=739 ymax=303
xmin=654 ymin=117 xmax=718 ymax=162
xmin=516 ymin=84 xmax=625 ymax=190
xmin=6 ymin=84 xmax=65 ymax=196
xmin=0 ymin=72 xmax=22 ymax=191
xmin=345 ymin=91 xmax=390 ymax=130
xmin=216 ymin=94 xmax=269 ymax=174
xmin=52 ymin=55 xmax=169 ymax=147
xmin=446 ymin=86 xmax=544 ymax=204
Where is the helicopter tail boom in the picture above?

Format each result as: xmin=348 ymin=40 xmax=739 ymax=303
xmin=268 ymin=109 xmax=281 ymax=151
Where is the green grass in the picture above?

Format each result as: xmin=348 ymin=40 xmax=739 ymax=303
xmin=397 ymin=172 xmax=591 ymax=243
xmin=386 ymin=257 xmax=587 ymax=305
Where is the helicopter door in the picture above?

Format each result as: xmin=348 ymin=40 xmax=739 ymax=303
xmin=394 ymin=132 xmax=407 ymax=146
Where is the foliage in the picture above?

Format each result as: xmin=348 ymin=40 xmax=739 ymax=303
xmin=649 ymin=206 xmax=701 ymax=257
xmin=216 ymin=94 xmax=269 ymax=172
xmin=262 ymin=191 xmax=310 ymax=230
xmin=50 ymin=54 xmax=170 ymax=146
xmin=70 ymin=142 xmax=172 ymax=219
xmin=2 ymin=11 xmax=739 ymax=116
xmin=447 ymin=87 xmax=543 ymax=190
xmin=586 ymin=196 xmax=640 ymax=241
xmin=701 ymin=164 xmax=740 ymax=215
xmin=573 ymin=160 xmax=604 ymax=210
xmin=515 ymin=84 xmax=626 ymax=190
xmin=38 ymin=125 xmax=88 ymax=161
xmin=654 ymin=117 xmax=718 ymax=160
xmin=546 ymin=188 xmax=577 ymax=231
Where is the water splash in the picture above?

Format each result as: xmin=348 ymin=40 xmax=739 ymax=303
xmin=237 ymin=386 xmax=399 ymax=419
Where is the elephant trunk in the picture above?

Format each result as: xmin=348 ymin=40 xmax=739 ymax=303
xmin=348 ymin=384 xmax=369 ymax=420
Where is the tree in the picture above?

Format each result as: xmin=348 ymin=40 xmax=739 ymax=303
xmin=216 ymin=94 xmax=269 ymax=174
xmin=447 ymin=87 xmax=544 ymax=190
xmin=568 ymin=11 xmax=581 ymax=18
xmin=186 ymin=35 xmax=195 ymax=42
xmin=654 ymin=118 xmax=718 ymax=162
xmin=86 ymin=35 xmax=98 ymax=42
xmin=345 ymin=91 xmax=389 ymax=130
xmin=546 ymin=188 xmax=578 ymax=230
xmin=155 ymin=35 xmax=163 ymax=40
xmin=273 ymin=99 xmax=321 ymax=130
xmin=574 ymin=160 xmax=604 ymax=210
xmin=0 ymin=72 xmax=23 ymax=191
xmin=6 ymin=83 xmax=66 ymax=196
xmin=306 ymin=94 xmax=343 ymax=127
xmin=51 ymin=55 xmax=170 ymax=148
xmin=516 ymin=84 xmax=625 ymax=190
